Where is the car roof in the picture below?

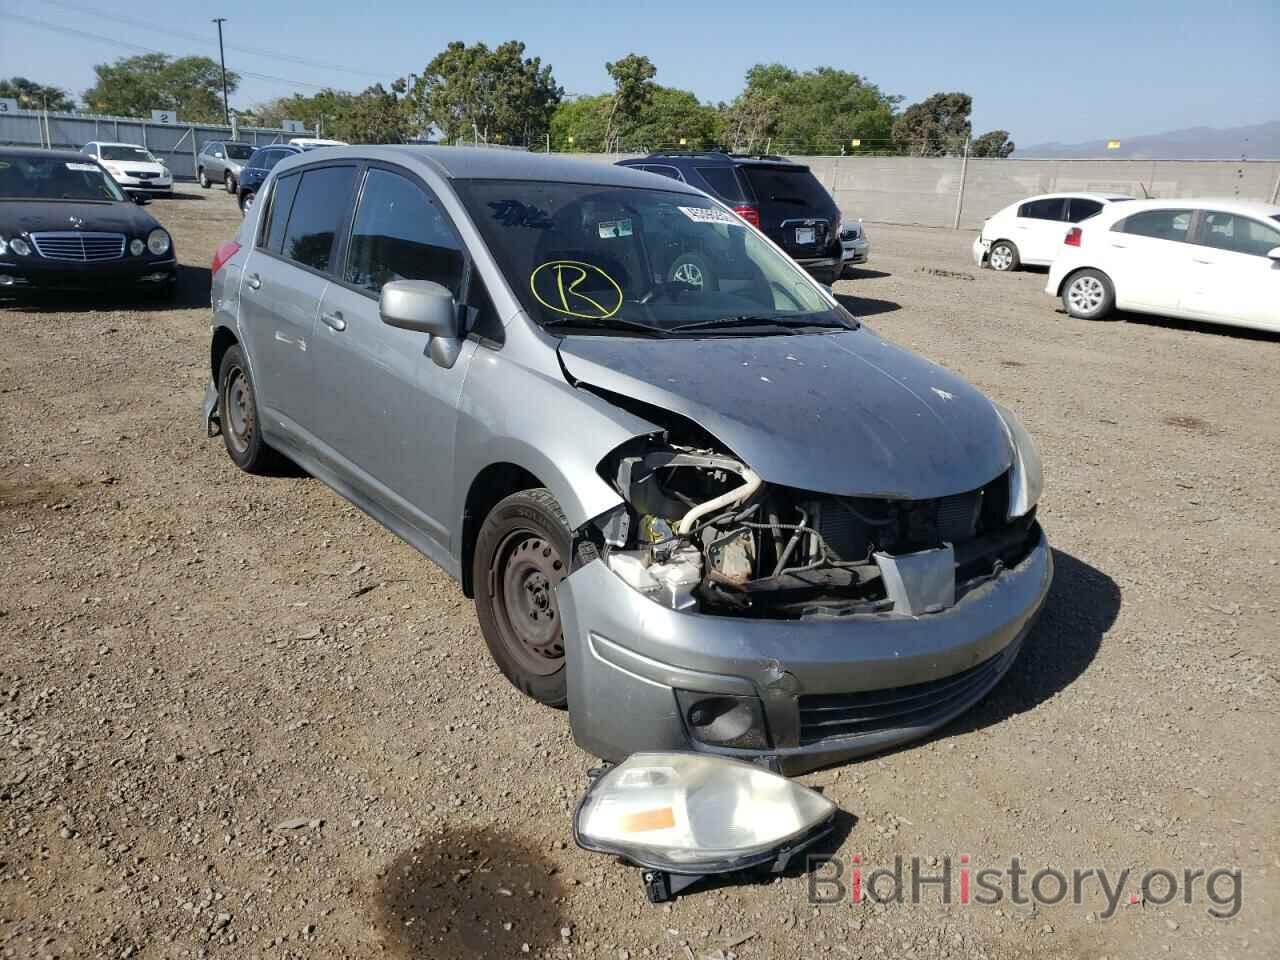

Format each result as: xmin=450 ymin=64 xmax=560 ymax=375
xmin=1092 ymin=197 xmax=1280 ymax=219
xmin=625 ymin=152 xmax=798 ymax=169
xmin=1017 ymin=192 xmax=1133 ymax=203
xmin=274 ymin=145 xmax=706 ymax=193
xmin=88 ymin=141 xmax=149 ymax=148
xmin=0 ymin=145 xmax=85 ymax=161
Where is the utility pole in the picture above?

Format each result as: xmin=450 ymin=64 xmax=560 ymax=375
xmin=212 ymin=17 xmax=230 ymax=126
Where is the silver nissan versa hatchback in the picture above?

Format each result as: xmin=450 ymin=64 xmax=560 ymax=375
xmin=204 ymin=147 xmax=1052 ymax=774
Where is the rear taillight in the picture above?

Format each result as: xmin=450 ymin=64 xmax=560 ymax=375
xmin=212 ymin=240 xmax=241 ymax=274
xmin=1064 ymin=227 xmax=1082 ymax=247
xmin=732 ymin=204 xmax=761 ymax=228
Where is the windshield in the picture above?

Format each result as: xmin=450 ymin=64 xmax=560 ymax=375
xmin=99 ymin=145 xmax=155 ymax=162
xmin=0 ymin=155 xmax=126 ymax=202
xmin=225 ymin=143 xmax=254 ymax=160
xmin=455 ymin=180 xmax=849 ymax=335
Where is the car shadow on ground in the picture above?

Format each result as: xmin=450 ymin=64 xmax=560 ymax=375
xmin=1120 ymin=311 xmax=1280 ymax=343
xmin=146 ymin=190 xmax=207 ymax=202
xmin=0 ymin=264 xmax=211 ymax=313
xmin=370 ymin=826 xmax=565 ymax=958
xmin=923 ymin=548 xmax=1119 ymax=746
xmin=840 ymin=267 xmax=892 ymax=281
xmin=833 ymin=292 xmax=901 ymax=318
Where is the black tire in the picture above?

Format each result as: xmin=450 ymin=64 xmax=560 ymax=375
xmin=473 ymin=488 xmax=571 ymax=707
xmin=988 ymin=240 xmax=1020 ymax=272
xmin=667 ymin=251 xmax=718 ymax=293
xmin=1061 ymin=268 xmax=1118 ymax=321
xmin=217 ymin=344 xmax=282 ymax=473
xmin=239 ymin=191 xmax=255 ymax=216
xmin=198 ymin=168 xmax=210 ymax=189
xmin=224 ymin=172 xmax=236 ymax=194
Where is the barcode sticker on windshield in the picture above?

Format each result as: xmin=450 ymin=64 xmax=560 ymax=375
xmin=678 ymin=206 xmax=739 ymax=225
xmin=66 ymin=163 xmax=99 ymax=171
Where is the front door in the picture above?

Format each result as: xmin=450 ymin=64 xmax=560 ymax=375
xmin=310 ymin=164 xmax=475 ymax=550
xmin=1183 ymin=210 xmax=1280 ymax=331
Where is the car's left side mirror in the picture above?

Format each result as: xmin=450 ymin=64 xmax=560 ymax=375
xmin=131 ymin=193 xmax=151 ymax=206
xmin=1267 ymin=246 xmax=1280 ymax=261
xmin=158 ymin=157 xmax=168 ymax=166
xmin=379 ymin=279 xmax=462 ymax=368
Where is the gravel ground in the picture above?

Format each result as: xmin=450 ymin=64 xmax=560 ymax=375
xmin=2 ymin=183 xmax=1277 ymax=960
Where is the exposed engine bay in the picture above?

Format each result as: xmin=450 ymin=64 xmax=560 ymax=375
xmin=585 ymin=426 xmax=1038 ymax=621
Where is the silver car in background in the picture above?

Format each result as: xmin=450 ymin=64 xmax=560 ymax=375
xmin=203 ymin=147 xmax=1051 ymax=773
xmin=839 ymin=218 xmax=870 ymax=274
xmin=198 ymin=140 xmax=255 ymax=193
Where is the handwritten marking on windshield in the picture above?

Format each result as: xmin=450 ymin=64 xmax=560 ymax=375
xmin=530 ymin=260 xmax=623 ymax=320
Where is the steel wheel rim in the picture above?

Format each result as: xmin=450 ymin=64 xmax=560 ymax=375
xmin=496 ymin=530 xmax=566 ymax=675
xmin=224 ymin=366 xmax=254 ymax=454
xmin=991 ymin=246 xmax=1012 ymax=270
xmin=1068 ymin=276 xmax=1104 ymax=314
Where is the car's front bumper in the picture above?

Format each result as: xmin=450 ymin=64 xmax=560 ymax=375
xmin=841 ymin=238 xmax=871 ymax=266
xmin=0 ymin=256 xmax=177 ymax=292
xmin=562 ymin=527 xmax=1052 ymax=775
xmin=972 ymin=236 xmax=990 ymax=266
xmin=111 ymin=174 xmax=173 ymax=192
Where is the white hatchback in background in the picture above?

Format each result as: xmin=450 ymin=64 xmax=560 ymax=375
xmin=974 ymin=193 xmax=1133 ymax=271
xmin=839 ymin=219 xmax=871 ymax=274
xmin=1045 ymin=198 xmax=1280 ymax=333
xmin=81 ymin=142 xmax=173 ymax=196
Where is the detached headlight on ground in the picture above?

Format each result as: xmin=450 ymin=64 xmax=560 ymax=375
xmin=993 ymin=402 xmax=1043 ymax=519
xmin=574 ymin=752 xmax=837 ymax=902
xmin=147 ymin=229 xmax=171 ymax=256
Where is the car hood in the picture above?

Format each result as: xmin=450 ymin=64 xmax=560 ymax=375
xmin=557 ymin=329 xmax=1013 ymax=500
xmin=105 ymin=161 xmax=167 ymax=174
xmin=1 ymin=200 xmax=160 ymax=235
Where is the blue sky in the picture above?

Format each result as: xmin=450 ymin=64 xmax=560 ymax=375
xmin=2 ymin=0 xmax=1277 ymax=146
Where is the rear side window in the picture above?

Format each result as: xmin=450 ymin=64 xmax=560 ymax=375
xmin=1018 ymin=198 xmax=1065 ymax=220
xmin=1115 ymin=209 xmax=1193 ymax=242
xmin=1066 ymin=198 xmax=1103 ymax=223
xmin=344 ymin=167 xmax=464 ymax=296
xmin=740 ymin=165 xmax=830 ymax=209
xmin=279 ymin=166 xmax=357 ymax=272
xmin=694 ymin=166 xmax=747 ymax=202
xmin=639 ymin=164 xmax=684 ymax=182
xmin=262 ymin=172 xmax=301 ymax=253
xmin=1196 ymin=211 xmax=1280 ymax=257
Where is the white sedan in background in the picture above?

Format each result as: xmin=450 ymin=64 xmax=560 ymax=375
xmin=1046 ymin=198 xmax=1280 ymax=333
xmin=974 ymin=192 xmax=1133 ymax=271
xmin=839 ymin=219 xmax=871 ymax=274
xmin=81 ymin=141 xmax=173 ymax=197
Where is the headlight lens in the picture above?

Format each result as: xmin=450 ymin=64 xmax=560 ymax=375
xmin=575 ymin=752 xmax=835 ymax=870
xmin=7 ymin=237 xmax=32 ymax=256
xmin=993 ymin=402 xmax=1043 ymax=518
xmin=146 ymin=229 xmax=171 ymax=256
xmin=129 ymin=238 xmax=145 ymax=256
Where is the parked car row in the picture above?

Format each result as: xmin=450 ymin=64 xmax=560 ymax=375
xmin=974 ymin=190 xmax=1280 ymax=332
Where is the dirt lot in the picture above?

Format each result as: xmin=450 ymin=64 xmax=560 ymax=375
xmin=2 ymin=182 xmax=1277 ymax=960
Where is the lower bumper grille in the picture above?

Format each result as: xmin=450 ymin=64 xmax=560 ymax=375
xmin=30 ymin=232 xmax=126 ymax=262
xmin=797 ymin=644 xmax=1018 ymax=746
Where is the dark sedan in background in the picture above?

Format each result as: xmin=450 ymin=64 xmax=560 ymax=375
xmin=0 ymin=147 xmax=176 ymax=299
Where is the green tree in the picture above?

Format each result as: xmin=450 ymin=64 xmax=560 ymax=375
xmin=0 ymin=76 xmax=75 ymax=112
xmin=970 ymin=129 xmax=1015 ymax=158
xmin=412 ymin=40 xmax=561 ymax=146
xmin=892 ymin=92 xmax=972 ymax=156
xmin=331 ymin=84 xmax=410 ymax=144
xmin=603 ymin=53 xmax=657 ymax=150
xmin=83 ymin=54 xmax=238 ymax=123
xmin=549 ymin=94 xmax=610 ymax=151
xmin=244 ymin=90 xmax=354 ymax=133
xmin=721 ymin=64 xmax=898 ymax=154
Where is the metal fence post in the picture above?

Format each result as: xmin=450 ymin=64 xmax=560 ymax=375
xmin=952 ymin=138 xmax=970 ymax=230
xmin=1270 ymin=165 xmax=1280 ymax=205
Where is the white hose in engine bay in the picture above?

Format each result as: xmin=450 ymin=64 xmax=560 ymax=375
xmin=676 ymin=467 xmax=762 ymax=534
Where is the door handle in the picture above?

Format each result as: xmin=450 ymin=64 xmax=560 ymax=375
xmin=1192 ymin=257 xmax=1213 ymax=264
xmin=246 ymin=272 xmax=261 ymax=290
xmin=1110 ymin=242 xmax=1127 ymax=249
xmin=320 ymin=310 xmax=346 ymax=332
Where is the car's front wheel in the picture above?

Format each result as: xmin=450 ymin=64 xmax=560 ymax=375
xmin=239 ymin=190 xmax=255 ymax=215
xmin=224 ymin=172 xmax=236 ymax=194
xmin=473 ymin=489 xmax=571 ymax=707
xmin=1062 ymin=269 xmax=1117 ymax=321
xmin=989 ymin=240 xmax=1020 ymax=272
xmin=198 ymin=168 xmax=210 ymax=189
xmin=217 ymin=344 xmax=283 ymax=473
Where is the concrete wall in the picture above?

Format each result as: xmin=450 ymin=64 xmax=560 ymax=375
xmin=578 ymin=152 xmax=1280 ymax=230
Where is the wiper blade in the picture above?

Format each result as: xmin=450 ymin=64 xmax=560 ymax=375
xmin=668 ymin=315 xmax=849 ymax=333
xmin=541 ymin=315 xmax=669 ymax=337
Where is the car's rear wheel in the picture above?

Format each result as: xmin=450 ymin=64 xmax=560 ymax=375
xmin=217 ymin=344 xmax=283 ymax=473
xmin=989 ymin=240 xmax=1020 ymax=272
xmin=198 ymin=168 xmax=210 ymax=189
xmin=224 ymin=172 xmax=236 ymax=194
xmin=1063 ymin=269 xmax=1117 ymax=321
xmin=239 ymin=191 xmax=255 ymax=215
xmin=668 ymin=251 xmax=717 ymax=293
xmin=473 ymin=489 xmax=571 ymax=707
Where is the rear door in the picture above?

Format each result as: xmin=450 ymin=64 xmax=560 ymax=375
xmin=1012 ymin=197 xmax=1068 ymax=264
xmin=1182 ymin=210 xmax=1280 ymax=331
xmin=237 ymin=163 xmax=357 ymax=442
xmin=310 ymin=163 xmax=476 ymax=548
xmin=1105 ymin=207 xmax=1197 ymax=312
xmin=738 ymin=163 xmax=838 ymax=258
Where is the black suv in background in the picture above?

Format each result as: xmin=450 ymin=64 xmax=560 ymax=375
xmin=617 ymin=151 xmax=844 ymax=283
xmin=234 ymin=144 xmax=303 ymax=214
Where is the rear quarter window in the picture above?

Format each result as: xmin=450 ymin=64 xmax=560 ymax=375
xmin=740 ymin=165 xmax=831 ymax=210
xmin=695 ymin=165 xmax=748 ymax=203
